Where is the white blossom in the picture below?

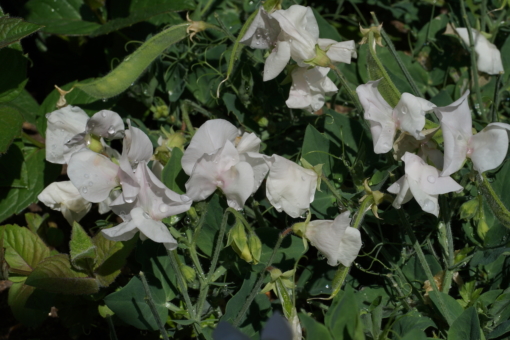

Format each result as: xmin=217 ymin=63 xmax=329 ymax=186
xmin=455 ymin=28 xmax=504 ymax=75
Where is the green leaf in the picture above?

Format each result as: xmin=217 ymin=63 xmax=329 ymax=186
xmin=161 ymin=147 xmax=186 ymax=194
xmin=0 ymin=148 xmax=60 ymax=223
xmin=0 ymin=105 xmax=23 ymax=154
xmin=447 ymin=307 xmax=481 ymax=340
xmin=25 ymin=254 xmax=99 ymax=294
xmin=299 ymin=312 xmax=333 ymax=340
xmin=69 ymin=221 xmax=96 ymax=271
xmin=220 ymin=271 xmax=258 ymax=324
xmin=392 ymin=311 xmax=436 ymax=338
xmin=0 ymin=44 xmax=28 ymax=103
xmin=93 ymin=232 xmax=136 ymax=287
xmin=1 ymin=224 xmax=50 ymax=275
xmin=0 ymin=142 xmax=28 ymax=188
xmin=313 ymin=8 xmax=342 ymax=41
xmin=8 ymin=280 xmax=55 ymax=327
xmin=0 ymin=16 xmax=42 ymax=48
xmin=428 ymin=291 xmax=464 ymax=326
xmin=24 ymin=0 xmax=101 ymax=36
xmin=5 ymin=89 xmax=40 ymax=125
xmin=196 ymin=194 xmax=227 ymax=257
xmin=75 ymin=23 xmax=189 ymax=99
xmin=302 ymin=125 xmax=332 ymax=176
xmin=104 ymin=275 xmax=167 ymax=331
xmin=325 ymin=288 xmax=365 ymax=340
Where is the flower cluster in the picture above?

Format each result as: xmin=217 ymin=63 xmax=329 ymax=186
xmin=241 ymin=5 xmax=356 ymax=113
xmin=358 ymin=82 xmax=510 ymax=216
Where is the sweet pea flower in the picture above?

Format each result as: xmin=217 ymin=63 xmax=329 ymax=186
xmin=102 ymin=161 xmax=192 ymax=250
xmin=388 ymin=152 xmax=463 ymax=217
xmin=45 ymin=106 xmax=124 ymax=164
xmin=241 ymin=5 xmax=356 ymax=81
xmin=455 ymin=28 xmax=504 ymax=75
xmin=266 ymin=155 xmax=317 ymax=218
xmin=286 ymin=66 xmax=338 ymax=113
xmin=213 ymin=312 xmax=292 ymax=340
xmin=304 ymin=211 xmax=362 ymax=267
xmin=37 ymin=181 xmax=92 ymax=225
xmin=434 ymin=91 xmax=510 ymax=176
xmin=182 ymin=119 xmax=272 ymax=210
xmin=356 ymin=80 xmax=436 ymax=154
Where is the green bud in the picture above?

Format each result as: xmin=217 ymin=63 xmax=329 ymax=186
xmin=460 ymin=199 xmax=479 ymax=220
xmin=85 ymin=134 xmax=104 ymax=153
xmin=262 ymin=0 xmax=282 ymax=12
xmin=248 ymin=232 xmax=262 ymax=264
xmin=268 ymin=267 xmax=283 ymax=282
xmin=292 ymin=222 xmax=307 ymax=238
xmin=478 ymin=217 xmax=489 ymax=240
xmin=153 ymin=145 xmax=171 ymax=165
xmin=98 ymin=305 xmax=114 ymax=318
xmin=229 ymin=222 xmax=253 ymax=263
xmin=166 ymin=132 xmax=187 ymax=150
xmin=304 ymin=45 xmax=332 ymax=68
xmin=180 ymin=265 xmax=196 ymax=283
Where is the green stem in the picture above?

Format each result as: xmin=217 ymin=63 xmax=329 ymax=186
xmin=139 ymin=271 xmax=169 ymax=340
xmin=181 ymin=102 xmax=195 ymax=137
xmin=106 ymin=316 xmax=118 ymax=340
xmin=232 ymin=232 xmax=286 ymax=327
xmin=249 ymin=197 xmax=268 ymax=229
xmin=478 ymin=173 xmax=510 ymax=228
xmin=199 ymin=0 xmax=215 ymax=17
xmin=370 ymin=12 xmax=423 ymax=98
xmin=491 ymin=74 xmax=502 ymax=123
xmin=439 ymin=196 xmax=454 ymax=293
xmin=321 ymin=174 xmax=347 ymax=207
xmin=22 ymin=132 xmax=45 ymax=148
xmin=167 ymin=250 xmax=197 ymax=321
xmin=481 ymin=0 xmax=487 ymax=32
xmin=460 ymin=0 xmax=485 ymax=118
xmin=330 ymin=64 xmax=363 ymax=113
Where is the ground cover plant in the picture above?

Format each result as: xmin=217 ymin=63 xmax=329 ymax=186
xmin=1 ymin=0 xmax=510 ymax=339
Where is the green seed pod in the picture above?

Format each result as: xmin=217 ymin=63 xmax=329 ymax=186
xmin=229 ymin=221 xmax=252 ymax=263
xmin=248 ymin=232 xmax=262 ymax=265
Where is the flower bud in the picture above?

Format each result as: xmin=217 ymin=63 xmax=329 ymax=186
xmin=166 ymin=131 xmax=187 ymax=150
xmin=248 ymin=232 xmax=262 ymax=265
xmin=478 ymin=217 xmax=489 ymax=240
xmin=460 ymin=199 xmax=479 ymax=220
xmin=180 ymin=265 xmax=196 ymax=283
xmin=228 ymin=221 xmax=253 ymax=263
xmin=85 ymin=134 xmax=104 ymax=154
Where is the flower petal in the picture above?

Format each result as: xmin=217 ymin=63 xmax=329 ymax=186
xmin=222 ymin=161 xmax=255 ymax=210
xmin=45 ymin=105 xmax=89 ymax=164
xmin=407 ymin=177 xmax=439 ymax=217
xmin=286 ymin=66 xmax=337 ymax=113
xmin=118 ymin=155 xmax=140 ymax=203
xmin=181 ymin=119 xmax=239 ymax=175
xmin=131 ymin=207 xmax=178 ymax=250
xmin=102 ymin=220 xmax=139 ymax=242
xmin=38 ymin=181 xmax=92 ymax=225
xmin=263 ymin=40 xmax=291 ymax=81
xmin=236 ymin=132 xmax=261 ymax=154
xmin=470 ymin=123 xmax=510 ymax=173
xmin=318 ymin=39 xmax=357 ymax=64
xmin=356 ymin=80 xmax=395 ymax=154
xmin=239 ymin=7 xmax=280 ymax=50
xmin=123 ymin=121 xmax=153 ymax=166
xmin=67 ymin=149 xmax=120 ymax=202
xmin=240 ymin=152 xmax=274 ymax=193
xmin=387 ymin=176 xmax=413 ymax=209
xmin=266 ymin=155 xmax=317 ymax=218
xmin=394 ymin=93 xmax=435 ymax=140
xmin=434 ymin=91 xmax=471 ymax=176
xmin=456 ymin=28 xmax=504 ymax=75
xmin=86 ymin=110 xmax=124 ymax=139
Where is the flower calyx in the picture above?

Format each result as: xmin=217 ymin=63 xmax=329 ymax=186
xmin=359 ymin=24 xmax=383 ymax=50
xmin=55 ymin=85 xmax=73 ymax=109
xmin=186 ymin=12 xmax=208 ymax=41
xmin=300 ymin=158 xmax=323 ymax=191
xmin=304 ymin=44 xmax=332 ymax=68
xmin=359 ymin=178 xmax=392 ymax=219
xmin=260 ymin=266 xmax=295 ymax=294
xmin=262 ymin=0 xmax=282 ymax=13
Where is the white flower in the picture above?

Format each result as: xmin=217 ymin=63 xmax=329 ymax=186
xmin=304 ymin=211 xmax=362 ymax=267
xmin=387 ymin=152 xmax=463 ymax=217
xmin=213 ymin=312 xmax=293 ymax=340
xmin=286 ymin=66 xmax=338 ymax=113
xmin=434 ymin=91 xmax=510 ymax=176
xmin=356 ymin=80 xmax=436 ymax=154
xmin=455 ymin=28 xmax=504 ymax=75
xmin=241 ymin=5 xmax=356 ymax=81
xmin=45 ymin=106 xmax=124 ymax=164
xmin=102 ymin=161 xmax=192 ymax=250
xmin=266 ymin=155 xmax=317 ymax=218
xmin=182 ymin=119 xmax=272 ymax=210
xmin=37 ymin=181 xmax=92 ymax=225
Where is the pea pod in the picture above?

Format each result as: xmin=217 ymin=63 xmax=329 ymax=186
xmin=74 ymin=23 xmax=190 ymax=99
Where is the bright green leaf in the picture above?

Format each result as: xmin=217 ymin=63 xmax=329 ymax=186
xmin=69 ymin=221 xmax=96 ymax=271
xmin=162 ymin=147 xmax=186 ymax=194
xmin=93 ymin=232 xmax=136 ymax=287
xmin=0 ymin=16 xmax=42 ymax=49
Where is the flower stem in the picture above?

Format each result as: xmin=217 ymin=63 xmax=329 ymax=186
xmin=478 ymin=173 xmax=510 ymax=228
xmin=139 ymin=271 xmax=169 ymax=340
xmin=232 ymin=232 xmax=286 ymax=327
xmin=106 ymin=315 xmax=119 ymax=340
xmin=439 ymin=196 xmax=455 ymax=293
xmin=491 ymin=74 xmax=502 ymax=123
xmin=370 ymin=12 xmax=423 ymax=98
xmin=181 ymin=102 xmax=195 ymax=137
xmin=459 ymin=0 xmax=485 ymax=118
xmin=320 ymin=174 xmax=348 ymax=208
xmin=329 ymin=64 xmax=363 ymax=113
xmin=22 ymin=132 xmax=45 ymax=149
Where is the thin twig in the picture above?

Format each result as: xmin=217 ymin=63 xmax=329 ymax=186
xmin=139 ymin=271 xmax=170 ymax=340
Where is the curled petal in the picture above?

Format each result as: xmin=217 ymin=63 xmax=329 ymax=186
xmin=263 ymin=40 xmax=291 ymax=81
xmin=434 ymin=91 xmax=471 ymax=176
xmin=239 ymin=7 xmax=280 ymax=49
xmin=98 ymin=189 xmax=121 ymax=215
xmin=45 ymin=105 xmax=89 ymax=164
xmin=470 ymin=123 xmax=510 ymax=173
xmin=394 ymin=93 xmax=435 ymax=140
xmin=266 ymin=155 xmax=317 ymax=218
xmin=387 ymin=175 xmax=413 ymax=209
xmin=240 ymin=152 xmax=274 ymax=193
xmin=123 ymin=121 xmax=153 ymax=166
xmin=236 ymin=132 xmax=261 ymax=154
xmin=222 ymin=161 xmax=255 ymax=210
xmin=102 ymin=220 xmax=138 ymax=242
xmin=67 ymin=149 xmax=120 ymax=203
xmin=286 ymin=66 xmax=337 ymax=113
xmin=356 ymin=80 xmax=395 ymax=154
xmin=38 ymin=181 xmax=92 ymax=225
xmin=131 ymin=207 xmax=178 ymax=250
xmin=318 ymin=39 xmax=357 ymax=64
xmin=86 ymin=110 xmax=124 ymax=139
xmin=456 ymin=28 xmax=504 ymax=75
xmin=181 ymin=119 xmax=239 ymax=175
xmin=118 ymin=156 xmax=140 ymax=203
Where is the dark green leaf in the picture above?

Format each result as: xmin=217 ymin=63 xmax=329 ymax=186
xmin=0 ymin=142 xmax=28 ymax=188
xmin=162 ymin=147 xmax=186 ymax=194
xmin=93 ymin=232 xmax=135 ymax=287
xmin=447 ymin=307 xmax=481 ymax=340
xmin=5 ymin=89 xmax=40 ymax=125
xmin=299 ymin=312 xmax=333 ymax=340
xmin=0 ymin=17 xmax=42 ymax=48
xmin=69 ymin=221 xmax=96 ymax=271
xmin=428 ymin=291 xmax=464 ymax=326
xmin=8 ymin=280 xmax=55 ymax=327
xmin=0 ymin=105 xmax=23 ymax=154
xmin=0 ymin=44 xmax=27 ymax=103
xmin=25 ymin=254 xmax=99 ymax=294
xmin=325 ymin=288 xmax=365 ymax=340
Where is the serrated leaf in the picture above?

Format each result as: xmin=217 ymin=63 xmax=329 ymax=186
xmin=161 ymin=147 xmax=186 ymax=194
xmin=25 ymin=254 xmax=99 ymax=294
xmin=1 ymin=224 xmax=50 ymax=275
xmin=0 ymin=105 xmax=23 ymax=154
xmin=8 ymin=280 xmax=55 ymax=327
xmin=69 ymin=221 xmax=96 ymax=271
xmin=0 ymin=17 xmax=42 ymax=49
xmin=0 ymin=44 xmax=28 ymax=103
xmin=93 ymin=232 xmax=136 ymax=287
